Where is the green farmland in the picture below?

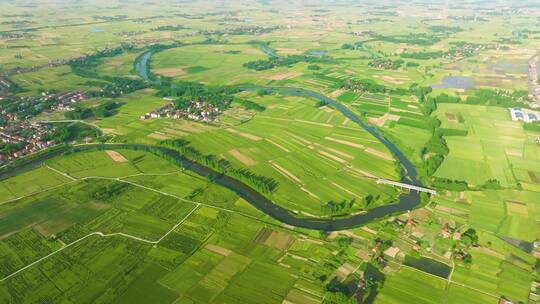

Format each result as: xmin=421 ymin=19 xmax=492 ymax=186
xmin=1 ymin=0 xmax=540 ymax=303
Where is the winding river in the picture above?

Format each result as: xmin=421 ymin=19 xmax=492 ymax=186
xmin=1 ymin=49 xmax=424 ymax=231
xmin=136 ymin=49 xmax=423 ymax=229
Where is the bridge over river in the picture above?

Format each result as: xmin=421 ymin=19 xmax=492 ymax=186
xmin=376 ymin=179 xmax=437 ymax=195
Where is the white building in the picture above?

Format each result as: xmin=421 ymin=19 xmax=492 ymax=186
xmin=509 ymin=108 xmax=540 ymax=123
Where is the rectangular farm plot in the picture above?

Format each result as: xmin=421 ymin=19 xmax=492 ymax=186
xmin=46 ymin=150 xmax=140 ymax=178
xmin=118 ymin=149 xmax=179 ymax=174
xmin=375 ymin=267 xmax=447 ymax=304
xmin=434 ymin=104 xmax=532 ymax=187
xmin=254 ymin=228 xmax=295 ymax=251
xmin=105 ymin=150 xmax=128 ymax=163
xmin=182 ymin=252 xmax=252 ymax=303
xmin=228 ymin=149 xmax=257 ymax=166
xmin=0 ymin=166 xmax=71 ymax=201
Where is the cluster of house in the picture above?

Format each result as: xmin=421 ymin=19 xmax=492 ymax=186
xmin=51 ymin=91 xmax=86 ymax=111
xmin=140 ymin=99 xmax=222 ymax=123
xmin=444 ymin=43 xmax=488 ymax=61
xmin=0 ymin=122 xmax=55 ymax=163
xmin=509 ymin=107 xmax=540 ymax=122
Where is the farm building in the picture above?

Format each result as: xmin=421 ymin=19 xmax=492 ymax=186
xmin=509 ymin=108 xmax=540 ymax=123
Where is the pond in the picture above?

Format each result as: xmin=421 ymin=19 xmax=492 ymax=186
xmin=309 ymin=50 xmax=328 ymax=56
xmin=89 ymin=27 xmax=105 ymax=33
xmin=403 ymin=255 xmax=452 ymax=279
xmin=431 ymin=76 xmax=474 ymax=90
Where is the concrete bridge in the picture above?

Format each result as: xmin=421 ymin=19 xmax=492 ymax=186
xmin=376 ymin=178 xmax=437 ymax=195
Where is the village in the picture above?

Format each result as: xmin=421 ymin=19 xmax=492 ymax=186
xmin=0 ymin=121 xmax=56 ymax=164
xmin=140 ymin=98 xmax=224 ymax=123
xmin=0 ymin=90 xmax=86 ymax=163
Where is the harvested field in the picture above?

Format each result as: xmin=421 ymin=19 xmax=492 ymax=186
xmin=365 ymin=148 xmax=393 ymax=161
xmin=506 ymin=200 xmax=528 ymax=216
xmin=324 ymin=136 xmax=365 ymax=149
xmin=347 ymin=166 xmax=377 ymax=179
xmin=175 ymin=122 xmax=213 ymax=133
xmin=286 ymin=132 xmax=312 ymax=145
xmin=270 ymin=161 xmax=303 ymax=185
xmin=265 ymin=138 xmax=290 ymax=152
xmin=205 ymin=244 xmax=232 ymax=256
xmin=148 ymin=132 xmax=170 ymax=140
xmin=254 ymin=227 xmax=272 ymax=244
xmin=153 ymin=67 xmax=186 ymax=77
xmin=318 ymin=150 xmax=347 ymax=164
xmin=162 ymin=128 xmax=189 ymax=137
xmin=255 ymin=228 xmax=295 ymax=250
xmin=329 ymin=88 xmax=346 ymax=98
xmin=529 ymin=171 xmax=539 ymax=184
xmin=445 ymin=113 xmax=458 ymax=123
xmin=294 ymin=119 xmax=333 ymax=128
xmin=228 ymin=149 xmax=257 ymax=166
xmin=321 ymin=106 xmax=335 ymax=113
xmin=275 ymin=47 xmax=302 ymax=55
xmin=101 ymin=128 xmax=124 ymax=135
xmin=331 ymin=182 xmax=361 ymax=197
xmin=225 ymin=128 xmax=262 ymax=141
xmin=434 ymin=204 xmax=468 ymax=216
xmin=324 ymin=147 xmax=353 ymax=159
xmin=265 ymin=71 xmax=303 ymax=80
xmin=369 ymin=113 xmax=400 ymax=127
xmin=375 ymin=75 xmax=408 ymax=84
xmin=300 ymin=187 xmax=320 ymax=199
xmin=106 ymin=150 xmax=128 ymax=163
xmin=336 ymin=263 xmax=356 ymax=278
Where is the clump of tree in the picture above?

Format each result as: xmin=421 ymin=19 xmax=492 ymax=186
xmin=65 ymin=107 xmax=93 ymax=120
xmin=243 ymin=54 xmax=334 ymax=71
xmin=87 ymin=78 xmax=147 ymax=98
xmin=65 ymin=101 xmax=122 ymax=119
xmin=91 ymin=182 xmax=129 ymax=201
xmin=400 ymin=51 xmax=444 ymax=60
xmin=341 ymin=78 xmax=388 ymax=94
xmin=43 ymin=123 xmax=99 ymax=143
xmin=478 ymin=179 xmax=502 ymax=190
xmin=368 ymin=58 xmax=404 ymax=70
xmin=371 ymin=33 xmax=441 ymax=46
xmin=431 ymin=178 xmax=469 ymax=191
xmin=151 ymin=24 xmax=189 ymax=31
xmin=233 ymin=98 xmax=265 ymax=112
xmin=428 ymin=25 xmax=463 ymax=34
xmin=320 ymin=198 xmax=356 ymax=215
